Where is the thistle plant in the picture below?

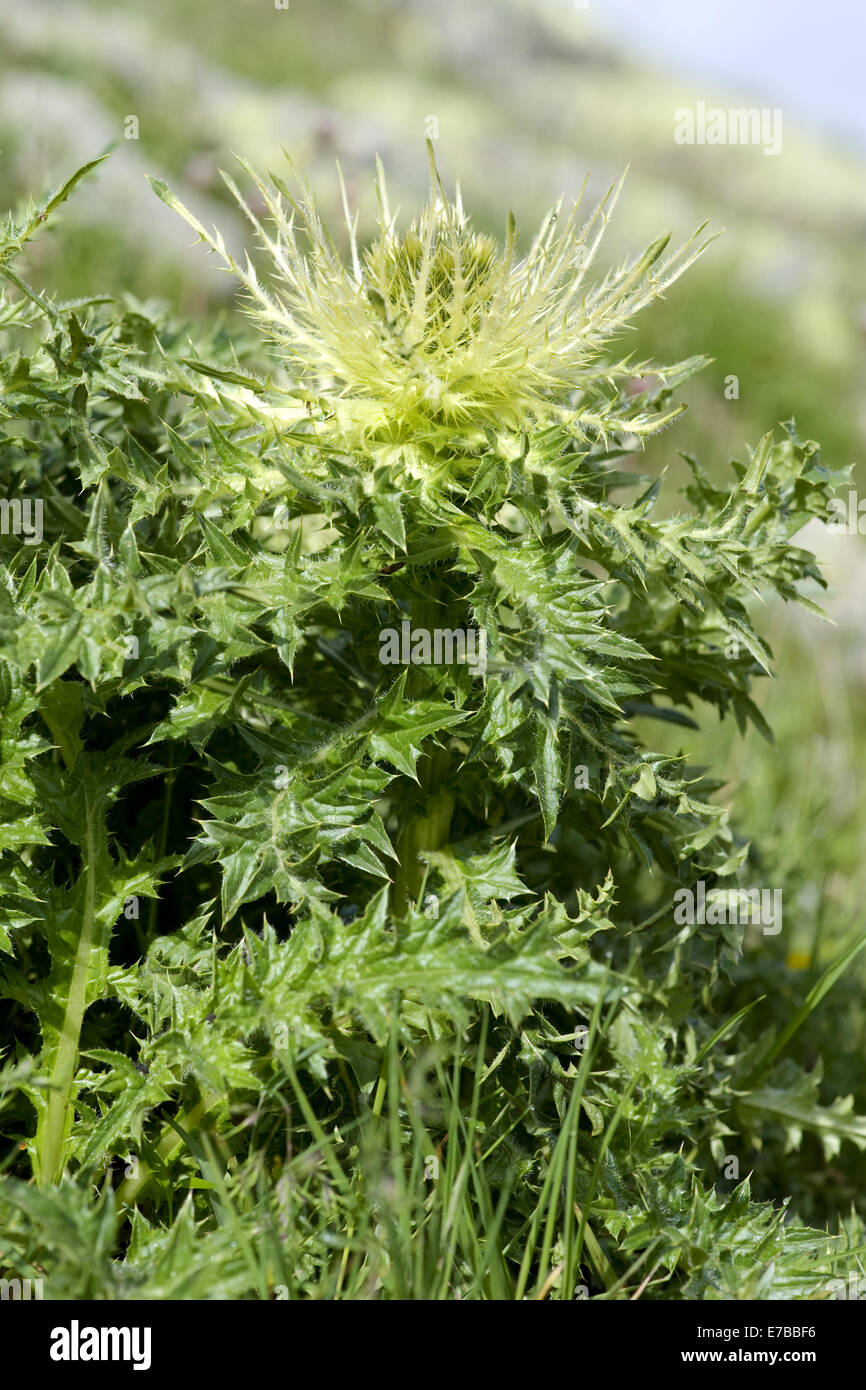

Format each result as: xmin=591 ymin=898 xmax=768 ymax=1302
xmin=0 ymin=154 xmax=864 ymax=1300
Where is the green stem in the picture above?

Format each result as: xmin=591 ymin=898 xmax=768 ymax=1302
xmin=392 ymin=749 xmax=454 ymax=916
xmin=36 ymin=789 xmax=99 ymax=1186
xmin=115 ymin=1093 xmax=216 ymax=1206
xmin=391 ymin=583 xmax=455 ymax=915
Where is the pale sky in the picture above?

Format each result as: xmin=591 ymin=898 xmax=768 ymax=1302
xmin=570 ymin=0 xmax=865 ymax=152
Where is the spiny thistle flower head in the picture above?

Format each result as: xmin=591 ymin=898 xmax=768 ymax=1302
xmin=151 ymin=147 xmax=713 ymax=454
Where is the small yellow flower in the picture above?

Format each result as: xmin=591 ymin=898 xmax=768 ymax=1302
xmin=786 ymin=950 xmax=812 ymax=971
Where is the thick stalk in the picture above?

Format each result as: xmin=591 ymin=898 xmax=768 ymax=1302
xmin=392 ymin=746 xmax=454 ymax=916
xmin=391 ymin=584 xmax=455 ymax=916
xmin=115 ymin=1093 xmax=217 ymax=1206
xmin=37 ymin=789 xmax=99 ymax=1186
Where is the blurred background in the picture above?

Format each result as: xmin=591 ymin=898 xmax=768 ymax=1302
xmin=1 ymin=0 xmax=865 ymax=1087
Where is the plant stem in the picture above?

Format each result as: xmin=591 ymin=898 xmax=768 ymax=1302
xmin=36 ymin=788 xmax=99 ymax=1186
xmin=115 ymin=1093 xmax=216 ymax=1206
xmin=392 ymin=746 xmax=454 ymax=916
xmin=390 ymin=583 xmax=457 ymax=915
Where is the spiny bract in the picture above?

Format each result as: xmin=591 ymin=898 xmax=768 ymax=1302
xmin=151 ymin=147 xmax=713 ymax=457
